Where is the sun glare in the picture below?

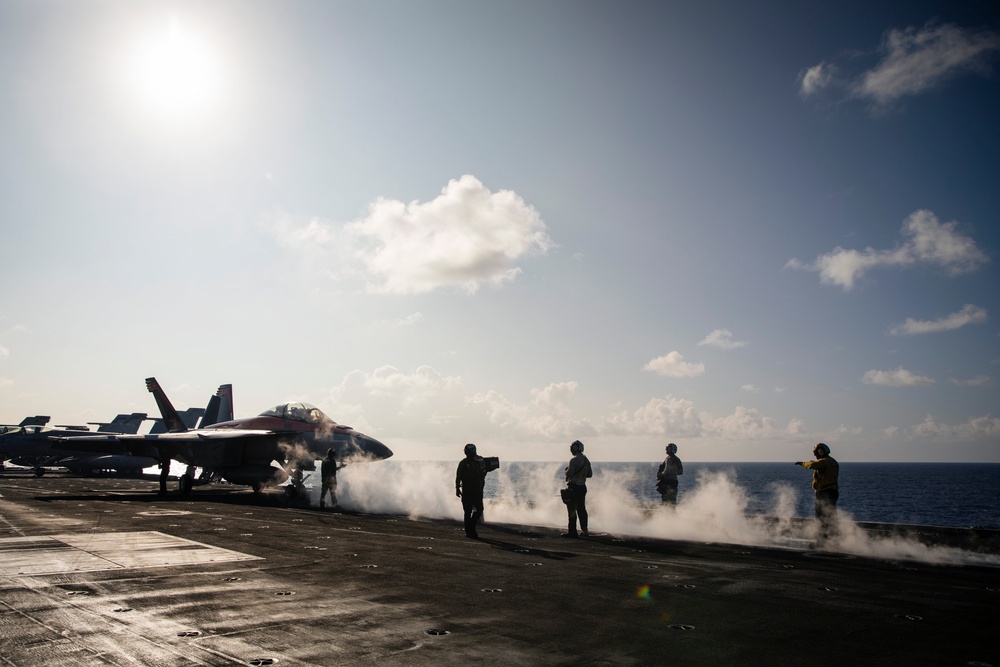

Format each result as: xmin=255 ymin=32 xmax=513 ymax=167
xmin=130 ymin=16 xmax=223 ymax=121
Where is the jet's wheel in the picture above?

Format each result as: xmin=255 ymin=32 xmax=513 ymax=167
xmin=34 ymin=467 xmax=45 ymax=477
xmin=179 ymin=474 xmax=193 ymax=494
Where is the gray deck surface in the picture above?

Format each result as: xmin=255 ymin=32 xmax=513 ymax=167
xmin=1 ymin=471 xmax=997 ymax=666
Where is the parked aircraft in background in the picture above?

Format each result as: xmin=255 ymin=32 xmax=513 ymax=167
xmin=91 ymin=414 xmax=149 ymax=433
xmin=1 ymin=415 xmax=50 ymax=435
xmin=54 ymin=378 xmax=392 ymax=493
xmin=148 ymin=406 xmax=208 ymax=434
xmin=0 ymin=413 xmax=152 ymax=475
xmin=1 ymin=416 xmax=52 ymax=469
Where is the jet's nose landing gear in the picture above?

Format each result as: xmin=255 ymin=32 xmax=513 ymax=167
xmin=284 ymin=467 xmax=309 ymax=503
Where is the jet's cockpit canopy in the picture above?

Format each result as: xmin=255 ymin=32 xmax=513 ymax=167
xmin=259 ymin=402 xmax=332 ymax=425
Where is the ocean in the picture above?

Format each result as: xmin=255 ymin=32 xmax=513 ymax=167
xmin=482 ymin=462 xmax=1000 ymax=530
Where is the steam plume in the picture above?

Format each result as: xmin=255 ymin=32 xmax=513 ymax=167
xmin=326 ymin=462 xmax=999 ymax=567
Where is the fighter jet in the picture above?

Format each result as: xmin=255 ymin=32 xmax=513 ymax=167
xmin=1 ymin=416 xmax=51 ymax=469
xmin=54 ymin=378 xmax=393 ymax=493
xmin=0 ymin=413 xmax=151 ymax=475
xmin=1 ymin=415 xmax=51 ymax=435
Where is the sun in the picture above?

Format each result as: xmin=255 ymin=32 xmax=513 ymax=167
xmin=130 ymin=16 xmax=223 ymax=121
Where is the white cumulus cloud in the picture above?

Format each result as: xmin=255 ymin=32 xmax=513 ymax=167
xmin=348 ymin=175 xmax=552 ymax=294
xmin=862 ymin=367 xmax=934 ymax=387
xmin=325 ymin=365 xmax=467 ymax=435
xmin=698 ymin=329 xmax=748 ymax=349
xmin=912 ymin=414 xmax=1000 ymax=439
xmin=798 ymin=22 xmax=1000 ymax=110
xmin=322 ymin=367 xmax=810 ymax=449
xmin=263 ymin=176 xmax=551 ymax=295
xmin=799 ymin=62 xmax=836 ymax=97
xmin=787 ymin=210 xmax=988 ymax=290
xmin=602 ymin=395 xmax=703 ymax=437
xmin=643 ymin=351 xmax=705 ymax=378
xmin=600 ymin=396 xmax=800 ymax=441
xmin=467 ymin=381 xmax=597 ymax=440
xmin=703 ymin=405 xmax=778 ymax=438
xmin=855 ymin=23 xmax=1000 ymax=107
xmin=888 ymin=304 xmax=988 ymax=335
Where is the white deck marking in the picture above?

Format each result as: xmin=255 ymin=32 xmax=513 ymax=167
xmin=0 ymin=530 xmax=260 ymax=575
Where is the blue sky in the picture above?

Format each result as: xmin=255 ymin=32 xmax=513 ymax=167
xmin=1 ymin=1 xmax=998 ymax=462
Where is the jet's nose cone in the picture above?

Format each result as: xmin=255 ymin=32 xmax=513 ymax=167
xmin=354 ymin=434 xmax=393 ymax=460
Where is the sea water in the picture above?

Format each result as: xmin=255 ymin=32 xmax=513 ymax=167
xmin=484 ymin=462 xmax=1000 ymax=530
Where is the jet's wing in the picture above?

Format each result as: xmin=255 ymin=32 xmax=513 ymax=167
xmin=128 ymin=430 xmax=277 ymax=441
xmin=46 ymin=434 xmax=145 ymax=456
xmin=48 ymin=430 xmax=280 ymax=463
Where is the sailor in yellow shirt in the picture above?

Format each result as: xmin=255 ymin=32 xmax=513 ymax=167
xmin=796 ymin=443 xmax=839 ymax=546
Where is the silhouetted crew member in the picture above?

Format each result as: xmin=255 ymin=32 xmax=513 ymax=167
xmin=456 ymin=443 xmax=486 ymax=539
xmin=796 ymin=443 xmax=840 ymax=545
xmin=656 ymin=442 xmax=683 ymax=505
xmin=563 ymin=440 xmax=593 ymax=537
xmin=320 ymin=449 xmax=346 ymax=509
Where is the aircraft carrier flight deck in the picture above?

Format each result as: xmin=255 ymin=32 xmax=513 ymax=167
xmin=1 ymin=470 xmax=997 ymax=666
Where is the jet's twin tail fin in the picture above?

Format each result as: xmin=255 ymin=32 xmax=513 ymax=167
xmin=217 ymin=384 xmax=234 ymax=423
xmin=145 ymin=377 xmax=188 ymax=433
xmin=199 ymin=384 xmax=233 ymax=428
xmin=201 ymin=395 xmax=221 ymax=428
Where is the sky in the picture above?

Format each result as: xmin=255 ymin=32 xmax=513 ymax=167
xmin=1 ymin=1 xmax=998 ymax=463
